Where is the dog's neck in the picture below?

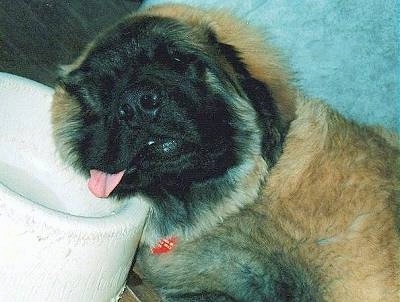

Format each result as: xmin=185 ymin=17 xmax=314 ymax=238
xmin=140 ymin=155 xmax=268 ymax=247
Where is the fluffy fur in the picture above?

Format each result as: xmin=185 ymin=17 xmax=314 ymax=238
xmin=51 ymin=4 xmax=399 ymax=301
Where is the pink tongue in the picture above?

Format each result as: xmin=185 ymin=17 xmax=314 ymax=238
xmin=88 ymin=169 xmax=125 ymax=198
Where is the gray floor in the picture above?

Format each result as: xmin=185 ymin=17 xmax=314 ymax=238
xmin=0 ymin=0 xmax=141 ymax=86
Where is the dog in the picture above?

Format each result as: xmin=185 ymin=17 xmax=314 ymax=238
xmin=51 ymin=4 xmax=399 ymax=301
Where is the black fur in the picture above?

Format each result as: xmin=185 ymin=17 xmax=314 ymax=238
xmin=210 ymin=33 xmax=288 ymax=164
xmin=54 ymin=15 xmax=321 ymax=301
xmin=60 ymin=17 xmax=242 ymax=194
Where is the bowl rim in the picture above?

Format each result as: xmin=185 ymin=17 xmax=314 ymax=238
xmin=0 ymin=72 xmax=149 ymax=240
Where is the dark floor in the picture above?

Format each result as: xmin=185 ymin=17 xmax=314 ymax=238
xmin=0 ymin=0 xmax=142 ymax=86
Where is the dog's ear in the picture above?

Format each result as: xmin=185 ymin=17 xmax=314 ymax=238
xmin=207 ymin=30 xmax=287 ymax=165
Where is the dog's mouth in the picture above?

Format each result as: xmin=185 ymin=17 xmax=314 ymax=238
xmin=87 ymin=138 xmax=190 ymax=198
xmin=88 ymin=169 xmax=126 ymax=198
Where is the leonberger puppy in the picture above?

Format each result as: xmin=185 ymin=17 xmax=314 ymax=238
xmin=51 ymin=4 xmax=399 ymax=301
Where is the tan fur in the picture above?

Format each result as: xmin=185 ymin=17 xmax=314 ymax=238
xmin=260 ymin=98 xmax=399 ymax=300
xmin=51 ymin=87 xmax=82 ymax=166
xmin=52 ymin=87 xmax=81 ymax=127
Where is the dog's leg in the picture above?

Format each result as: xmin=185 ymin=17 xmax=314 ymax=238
xmin=140 ymin=240 xmax=322 ymax=301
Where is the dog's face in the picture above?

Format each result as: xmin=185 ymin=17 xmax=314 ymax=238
xmin=52 ymin=15 xmax=284 ymax=200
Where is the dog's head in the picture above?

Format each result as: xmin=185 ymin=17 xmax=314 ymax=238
xmin=52 ymin=11 xmax=290 ymax=200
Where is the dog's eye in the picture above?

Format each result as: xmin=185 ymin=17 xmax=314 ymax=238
xmin=170 ymin=53 xmax=197 ymax=69
xmin=163 ymin=46 xmax=196 ymax=69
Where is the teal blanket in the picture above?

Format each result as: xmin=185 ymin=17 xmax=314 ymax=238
xmin=142 ymin=0 xmax=398 ymax=130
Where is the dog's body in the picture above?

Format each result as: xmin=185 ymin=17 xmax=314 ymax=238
xmin=51 ymin=5 xmax=399 ymax=301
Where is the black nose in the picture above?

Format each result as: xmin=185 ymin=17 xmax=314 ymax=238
xmin=118 ymin=90 xmax=161 ymax=125
xmin=138 ymin=92 xmax=160 ymax=113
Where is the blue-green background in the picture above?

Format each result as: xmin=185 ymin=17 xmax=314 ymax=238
xmin=142 ymin=0 xmax=398 ymax=130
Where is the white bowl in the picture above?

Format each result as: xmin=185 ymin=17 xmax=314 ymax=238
xmin=0 ymin=73 xmax=149 ymax=302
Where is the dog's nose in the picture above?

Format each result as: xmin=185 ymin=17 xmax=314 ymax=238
xmin=118 ymin=90 xmax=160 ymax=125
xmin=138 ymin=92 xmax=160 ymax=115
